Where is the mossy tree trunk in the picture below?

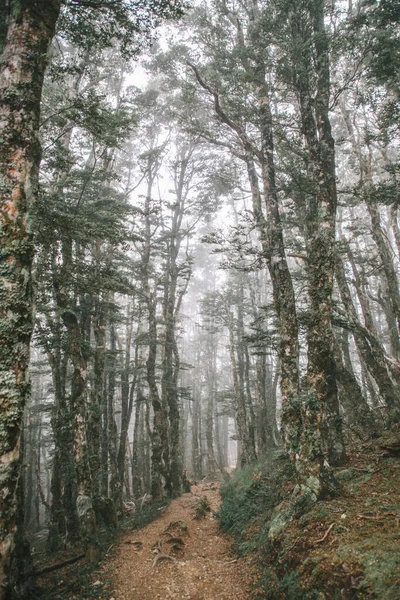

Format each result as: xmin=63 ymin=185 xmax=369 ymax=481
xmin=45 ymin=317 xmax=80 ymax=546
xmin=288 ymin=0 xmax=345 ymax=493
xmin=161 ymin=258 xmax=181 ymax=495
xmin=107 ymin=320 xmax=121 ymax=505
xmin=141 ymin=160 xmax=169 ymax=500
xmin=0 ymin=1 xmax=61 ymax=596
xmin=333 ymin=336 xmax=379 ymax=437
xmin=131 ymin=388 xmax=144 ymax=498
xmin=88 ymin=292 xmax=107 ymax=506
xmin=245 ymin=153 xmax=301 ymax=457
xmin=227 ymin=309 xmax=256 ymax=467
xmin=55 ymin=240 xmax=99 ymax=560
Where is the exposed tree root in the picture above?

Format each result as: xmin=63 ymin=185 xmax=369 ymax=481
xmin=152 ymin=540 xmax=177 ymax=567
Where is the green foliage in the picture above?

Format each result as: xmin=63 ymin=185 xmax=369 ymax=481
xmin=350 ymin=0 xmax=400 ymax=89
xmin=218 ymin=460 xmax=324 ymax=598
xmin=257 ymin=568 xmax=319 ymax=600
xmin=217 ymin=458 xmax=293 ymax=553
xmin=58 ymin=0 xmax=188 ymax=58
xmin=365 ymin=178 xmax=400 ymax=207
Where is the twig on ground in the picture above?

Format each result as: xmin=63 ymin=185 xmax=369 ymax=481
xmin=315 ymin=523 xmax=335 ymax=544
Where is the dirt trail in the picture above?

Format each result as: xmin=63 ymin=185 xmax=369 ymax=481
xmin=107 ymin=484 xmax=253 ymax=600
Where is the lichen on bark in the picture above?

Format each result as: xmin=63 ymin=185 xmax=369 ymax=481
xmin=0 ymin=1 xmax=61 ymax=596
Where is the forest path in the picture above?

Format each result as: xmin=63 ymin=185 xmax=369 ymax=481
xmin=107 ymin=483 xmax=253 ymax=600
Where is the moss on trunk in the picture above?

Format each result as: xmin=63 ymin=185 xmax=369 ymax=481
xmin=0 ymin=1 xmax=61 ymax=596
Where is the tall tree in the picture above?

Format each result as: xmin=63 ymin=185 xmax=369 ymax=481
xmin=0 ymin=0 xmax=186 ymax=594
xmin=0 ymin=2 xmax=61 ymax=595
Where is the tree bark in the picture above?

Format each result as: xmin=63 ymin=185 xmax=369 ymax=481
xmin=0 ymin=2 xmax=61 ymax=595
xmin=289 ymin=0 xmax=345 ymax=492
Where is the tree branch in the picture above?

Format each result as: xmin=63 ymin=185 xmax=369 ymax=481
xmin=186 ymin=61 xmax=262 ymax=162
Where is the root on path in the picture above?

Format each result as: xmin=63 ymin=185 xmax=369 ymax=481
xmin=106 ymin=483 xmax=254 ymax=600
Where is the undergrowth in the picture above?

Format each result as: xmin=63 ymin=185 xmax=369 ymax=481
xmin=217 ymin=458 xmax=330 ymax=599
xmin=193 ymin=495 xmax=212 ymax=519
xmin=39 ymin=562 xmax=114 ymax=600
xmin=217 ymin=457 xmax=294 ymax=555
xmin=217 ymin=437 xmax=400 ymax=600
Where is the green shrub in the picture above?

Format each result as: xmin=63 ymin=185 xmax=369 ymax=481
xmin=217 ymin=458 xmax=294 ymax=553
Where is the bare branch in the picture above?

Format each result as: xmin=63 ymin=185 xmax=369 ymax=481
xmin=186 ymin=61 xmax=262 ymax=162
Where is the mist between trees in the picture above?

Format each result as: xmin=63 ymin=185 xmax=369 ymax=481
xmin=0 ymin=0 xmax=399 ymax=597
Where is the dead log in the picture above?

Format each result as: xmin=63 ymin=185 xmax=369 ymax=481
xmin=36 ymin=553 xmax=85 ymax=576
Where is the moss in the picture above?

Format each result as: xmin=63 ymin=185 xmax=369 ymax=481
xmin=269 ymin=487 xmax=317 ymax=542
xmin=299 ymin=504 xmax=328 ymax=526
xmin=217 ymin=459 xmax=294 ymax=549
xmin=336 ymin=534 xmax=400 ymax=599
xmin=218 ymin=437 xmax=400 ymax=600
xmin=335 ymin=467 xmax=359 ymax=482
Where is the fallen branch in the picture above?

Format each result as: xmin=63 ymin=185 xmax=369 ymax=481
xmin=36 ymin=553 xmax=85 ymax=576
xmin=125 ymin=540 xmax=143 ymax=549
xmin=315 ymin=523 xmax=335 ymax=544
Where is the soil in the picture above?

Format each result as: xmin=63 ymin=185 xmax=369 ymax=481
xmin=106 ymin=483 xmax=254 ymax=600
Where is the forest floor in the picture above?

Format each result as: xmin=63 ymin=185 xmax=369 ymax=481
xmin=36 ymin=482 xmax=255 ymax=599
xmin=36 ymin=435 xmax=400 ymax=600
xmin=106 ymin=482 xmax=254 ymax=600
xmin=218 ymin=434 xmax=400 ymax=599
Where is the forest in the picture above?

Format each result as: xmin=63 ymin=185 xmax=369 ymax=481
xmin=0 ymin=0 xmax=399 ymax=598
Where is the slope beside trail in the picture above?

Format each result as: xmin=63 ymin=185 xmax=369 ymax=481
xmin=107 ymin=483 xmax=254 ymax=600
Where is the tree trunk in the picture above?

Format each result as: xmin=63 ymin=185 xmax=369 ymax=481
xmin=245 ymin=154 xmax=301 ymax=458
xmin=131 ymin=391 xmax=144 ymax=499
xmin=0 ymin=2 xmax=61 ymax=595
xmin=333 ymin=337 xmax=379 ymax=437
xmin=89 ymin=294 xmax=107 ymax=505
xmin=62 ymin=307 xmax=99 ymax=558
xmin=107 ymin=321 xmax=120 ymax=506
xmin=116 ymin=304 xmax=139 ymax=509
xmin=221 ymin=2 xmax=301 ymax=458
xmin=227 ymin=311 xmax=255 ymax=467
xmin=335 ymin=253 xmax=400 ymax=420
xmin=290 ymin=0 xmax=345 ymax=493
xmin=191 ymin=388 xmax=203 ymax=479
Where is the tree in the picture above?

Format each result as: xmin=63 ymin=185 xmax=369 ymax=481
xmin=0 ymin=3 xmax=62 ymax=595
xmin=0 ymin=0 xmax=185 ymax=595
